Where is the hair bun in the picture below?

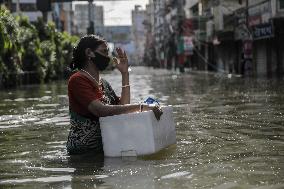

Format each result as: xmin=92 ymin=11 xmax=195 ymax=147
xmin=70 ymin=35 xmax=106 ymax=70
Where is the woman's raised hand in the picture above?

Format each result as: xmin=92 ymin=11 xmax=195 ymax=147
xmin=113 ymin=47 xmax=128 ymax=74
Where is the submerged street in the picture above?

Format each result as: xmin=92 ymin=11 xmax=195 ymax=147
xmin=0 ymin=67 xmax=283 ymax=189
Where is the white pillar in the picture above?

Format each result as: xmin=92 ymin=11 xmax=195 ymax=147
xmin=271 ymin=0 xmax=277 ymax=17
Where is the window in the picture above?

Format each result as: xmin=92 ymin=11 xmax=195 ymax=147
xmin=279 ymin=0 xmax=284 ymax=10
xmin=20 ymin=3 xmax=37 ymax=12
xmin=12 ymin=3 xmax=37 ymax=12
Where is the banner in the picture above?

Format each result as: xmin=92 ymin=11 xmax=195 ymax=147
xmin=177 ymin=36 xmax=194 ymax=55
xmin=252 ymin=22 xmax=273 ymax=40
xmin=183 ymin=36 xmax=194 ymax=55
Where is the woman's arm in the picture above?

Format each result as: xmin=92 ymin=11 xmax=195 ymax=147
xmin=119 ymin=72 xmax=130 ymax=104
xmin=88 ymin=100 xmax=138 ymax=117
xmin=88 ymin=100 xmax=163 ymax=120
xmin=113 ymin=47 xmax=130 ymax=105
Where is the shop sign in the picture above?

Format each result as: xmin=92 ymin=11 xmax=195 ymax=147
xmin=248 ymin=1 xmax=271 ymax=17
xmin=252 ymin=22 xmax=273 ymax=40
xmin=177 ymin=36 xmax=194 ymax=55
xmin=183 ymin=36 xmax=194 ymax=55
xmin=248 ymin=1 xmax=272 ymax=26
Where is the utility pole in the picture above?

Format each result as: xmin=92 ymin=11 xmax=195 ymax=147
xmin=16 ymin=0 xmax=20 ymax=14
xmin=87 ymin=0 xmax=94 ymax=34
xmin=246 ymin=0 xmax=249 ymax=28
xmin=36 ymin=0 xmax=51 ymax=23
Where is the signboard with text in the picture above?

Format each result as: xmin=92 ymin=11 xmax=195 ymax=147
xmin=183 ymin=36 xmax=194 ymax=55
xmin=248 ymin=1 xmax=272 ymax=27
xmin=252 ymin=22 xmax=274 ymax=40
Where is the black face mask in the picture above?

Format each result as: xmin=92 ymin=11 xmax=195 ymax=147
xmin=90 ymin=52 xmax=110 ymax=71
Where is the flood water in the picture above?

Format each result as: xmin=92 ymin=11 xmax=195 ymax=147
xmin=0 ymin=67 xmax=283 ymax=189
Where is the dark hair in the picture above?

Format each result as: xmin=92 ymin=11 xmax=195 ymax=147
xmin=70 ymin=35 xmax=106 ymax=70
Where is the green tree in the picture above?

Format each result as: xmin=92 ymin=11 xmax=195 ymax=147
xmin=0 ymin=5 xmax=79 ymax=88
xmin=0 ymin=6 xmax=22 ymax=87
xmin=17 ymin=15 xmax=46 ymax=83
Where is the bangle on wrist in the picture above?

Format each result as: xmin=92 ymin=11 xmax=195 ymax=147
xmin=121 ymin=84 xmax=130 ymax=88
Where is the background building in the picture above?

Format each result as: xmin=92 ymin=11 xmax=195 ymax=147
xmin=74 ymin=3 xmax=104 ymax=36
xmin=53 ymin=2 xmax=74 ymax=34
xmin=9 ymin=0 xmax=52 ymax=22
xmin=143 ymin=1 xmax=155 ymax=67
xmin=131 ymin=5 xmax=146 ymax=65
xmin=96 ymin=25 xmax=131 ymax=43
xmin=143 ymin=0 xmax=284 ymax=77
xmin=96 ymin=25 xmax=135 ymax=64
xmin=2 ymin=0 xmax=75 ymax=34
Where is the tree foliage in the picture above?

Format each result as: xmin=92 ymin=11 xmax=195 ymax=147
xmin=0 ymin=6 xmax=79 ymax=88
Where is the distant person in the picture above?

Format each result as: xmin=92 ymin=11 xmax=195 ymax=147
xmin=241 ymin=53 xmax=252 ymax=76
xmin=67 ymin=35 xmax=163 ymax=155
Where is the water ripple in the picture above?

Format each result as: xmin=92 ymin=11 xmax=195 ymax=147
xmin=0 ymin=175 xmax=72 ymax=184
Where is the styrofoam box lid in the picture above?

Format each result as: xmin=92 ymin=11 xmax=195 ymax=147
xmin=100 ymin=106 xmax=176 ymax=157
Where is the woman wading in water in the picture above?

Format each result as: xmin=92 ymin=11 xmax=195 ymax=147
xmin=67 ymin=35 xmax=163 ymax=154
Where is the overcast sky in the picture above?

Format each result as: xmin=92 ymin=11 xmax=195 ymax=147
xmin=74 ymin=0 xmax=148 ymax=26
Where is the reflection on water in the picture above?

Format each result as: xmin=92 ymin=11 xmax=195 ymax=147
xmin=0 ymin=67 xmax=283 ymax=189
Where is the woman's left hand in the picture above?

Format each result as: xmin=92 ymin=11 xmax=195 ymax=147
xmin=113 ymin=47 xmax=128 ymax=74
xmin=143 ymin=104 xmax=163 ymax=120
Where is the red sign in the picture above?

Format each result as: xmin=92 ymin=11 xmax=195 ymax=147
xmin=182 ymin=19 xmax=194 ymax=36
xmin=243 ymin=40 xmax=253 ymax=59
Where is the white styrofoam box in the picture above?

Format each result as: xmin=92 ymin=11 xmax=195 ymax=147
xmin=99 ymin=106 xmax=176 ymax=157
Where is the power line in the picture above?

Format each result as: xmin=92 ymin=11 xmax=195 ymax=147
xmin=53 ymin=0 xmax=132 ymax=2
